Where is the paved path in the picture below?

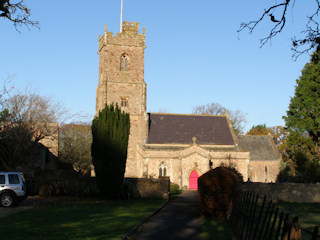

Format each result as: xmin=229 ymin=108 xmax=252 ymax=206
xmin=133 ymin=190 xmax=202 ymax=240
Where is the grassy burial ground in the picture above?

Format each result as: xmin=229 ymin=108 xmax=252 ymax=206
xmin=277 ymin=201 xmax=320 ymax=232
xmin=0 ymin=198 xmax=165 ymax=240
xmin=201 ymin=217 xmax=234 ymax=240
xmin=201 ymin=202 xmax=320 ymax=240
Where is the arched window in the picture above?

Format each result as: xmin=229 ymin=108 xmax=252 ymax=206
xmin=120 ymin=54 xmax=128 ymax=71
xmin=159 ymin=162 xmax=167 ymax=177
xmin=121 ymin=97 xmax=128 ymax=108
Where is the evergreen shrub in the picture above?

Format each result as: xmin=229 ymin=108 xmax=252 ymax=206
xmin=170 ymin=183 xmax=181 ymax=195
xmin=91 ymin=104 xmax=130 ymax=198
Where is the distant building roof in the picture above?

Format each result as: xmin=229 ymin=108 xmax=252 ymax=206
xmin=146 ymin=113 xmax=235 ymax=145
xmin=238 ymin=135 xmax=280 ymax=161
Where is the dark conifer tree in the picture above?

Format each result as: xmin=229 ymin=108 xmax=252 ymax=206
xmin=91 ymin=103 xmax=130 ymax=198
xmin=283 ymin=51 xmax=320 ymax=180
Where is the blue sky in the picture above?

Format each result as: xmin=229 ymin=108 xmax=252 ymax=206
xmin=1 ymin=0 xmax=316 ymax=132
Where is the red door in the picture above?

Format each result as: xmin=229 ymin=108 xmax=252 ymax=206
xmin=189 ymin=170 xmax=199 ymax=190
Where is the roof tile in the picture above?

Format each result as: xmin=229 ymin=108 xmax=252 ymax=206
xmin=147 ymin=113 xmax=234 ymax=145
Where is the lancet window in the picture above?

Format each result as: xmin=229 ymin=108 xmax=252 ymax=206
xmin=159 ymin=162 xmax=167 ymax=177
xmin=121 ymin=97 xmax=128 ymax=108
xmin=120 ymin=54 xmax=128 ymax=71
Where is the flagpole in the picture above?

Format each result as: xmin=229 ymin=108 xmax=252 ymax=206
xmin=120 ymin=0 xmax=123 ymax=32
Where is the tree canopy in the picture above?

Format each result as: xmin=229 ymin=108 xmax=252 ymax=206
xmin=246 ymin=124 xmax=288 ymax=155
xmin=59 ymin=123 xmax=92 ymax=175
xmin=239 ymin=0 xmax=320 ymax=59
xmin=283 ymin=50 xmax=320 ymax=180
xmin=247 ymin=124 xmax=269 ymax=136
xmin=192 ymin=102 xmax=247 ymax=135
xmin=284 ymin=50 xmax=320 ymax=152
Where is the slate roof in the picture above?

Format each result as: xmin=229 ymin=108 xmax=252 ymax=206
xmin=146 ymin=113 xmax=235 ymax=145
xmin=237 ymin=135 xmax=280 ymax=161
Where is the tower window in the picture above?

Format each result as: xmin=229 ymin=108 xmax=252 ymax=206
xmin=120 ymin=54 xmax=128 ymax=71
xmin=121 ymin=97 xmax=128 ymax=107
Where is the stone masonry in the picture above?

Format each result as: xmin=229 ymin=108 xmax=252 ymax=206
xmin=96 ymin=22 xmax=148 ymax=177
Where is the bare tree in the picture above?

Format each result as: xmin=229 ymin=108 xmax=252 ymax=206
xmin=193 ymin=102 xmax=226 ymax=116
xmin=0 ymin=75 xmax=14 ymax=108
xmin=229 ymin=110 xmax=248 ymax=135
xmin=4 ymin=93 xmax=68 ymax=138
xmin=156 ymin=108 xmax=169 ymax=113
xmin=192 ymin=102 xmax=247 ymax=135
xmin=0 ymin=0 xmax=38 ymax=30
xmin=59 ymin=123 xmax=92 ymax=175
xmin=0 ymin=87 xmax=71 ymax=170
xmin=238 ymin=0 xmax=320 ymax=59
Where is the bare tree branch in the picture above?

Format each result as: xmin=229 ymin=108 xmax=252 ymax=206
xmin=192 ymin=102 xmax=247 ymax=135
xmin=238 ymin=0 xmax=320 ymax=59
xmin=239 ymin=1 xmax=289 ymax=45
xmin=291 ymin=16 xmax=320 ymax=59
xmin=0 ymin=0 xmax=39 ymax=31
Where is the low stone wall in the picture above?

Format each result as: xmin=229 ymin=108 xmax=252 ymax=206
xmin=126 ymin=177 xmax=170 ymax=199
xmin=240 ymin=182 xmax=320 ymax=203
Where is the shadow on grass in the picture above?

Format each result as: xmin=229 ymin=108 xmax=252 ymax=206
xmin=0 ymin=198 xmax=165 ymax=240
xmin=202 ymin=217 xmax=234 ymax=240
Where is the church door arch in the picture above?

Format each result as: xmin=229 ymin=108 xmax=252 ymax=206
xmin=189 ymin=170 xmax=199 ymax=190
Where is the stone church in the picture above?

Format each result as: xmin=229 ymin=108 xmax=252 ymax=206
xmin=95 ymin=21 xmax=280 ymax=189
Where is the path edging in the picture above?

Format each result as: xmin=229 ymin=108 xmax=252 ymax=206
xmin=121 ymin=198 xmax=170 ymax=240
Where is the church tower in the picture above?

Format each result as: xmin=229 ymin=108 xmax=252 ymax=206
xmin=96 ymin=21 xmax=148 ymax=177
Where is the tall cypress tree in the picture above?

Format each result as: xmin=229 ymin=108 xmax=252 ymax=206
xmin=91 ymin=103 xmax=130 ymax=198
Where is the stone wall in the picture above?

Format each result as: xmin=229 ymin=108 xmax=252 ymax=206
xmin=15 ymin=123 xmax=58 ymax=178
xmin=39 ymin=122 xmax=59 ymax=157
xmin=240 ymin=182 xmax=320 ymax=203
xmin=126 ymin=177 xmax=170 ymax=199
xmin=249 ymin=160 xmax=280 ymax=183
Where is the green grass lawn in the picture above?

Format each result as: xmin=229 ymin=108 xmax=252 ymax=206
xmin=277 ymin=201 xmax=320 ymax=231
xmin=201 ymin=202 xmax=320 ymax=240
xmin=201 ymin=217 xmax=234 ymax=240
xmin=0 ymin=198 xmax=165 ymax=240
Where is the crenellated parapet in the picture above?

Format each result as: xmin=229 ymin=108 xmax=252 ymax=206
xmin=122 ymin=21 xmax=140 ymax=34
xmin=98 ymin=21 xmax=146 ymax=52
